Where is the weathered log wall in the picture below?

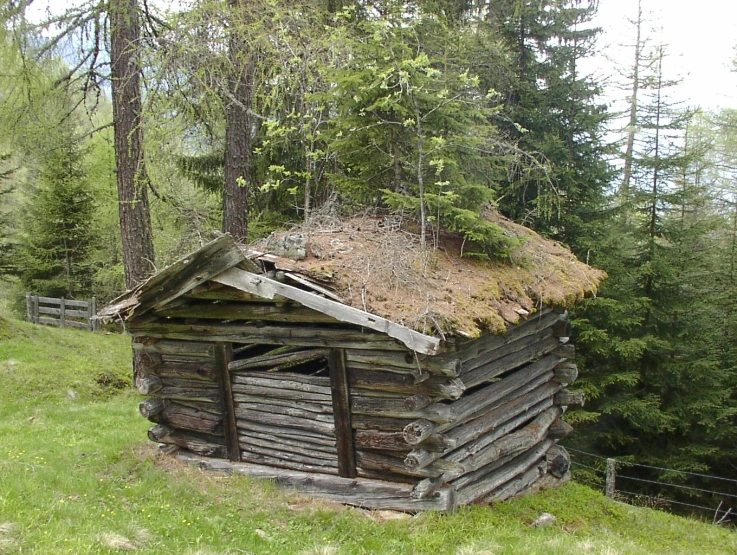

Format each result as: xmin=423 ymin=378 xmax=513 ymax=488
xmin=131 ymin=289 xmax=581 ymax=510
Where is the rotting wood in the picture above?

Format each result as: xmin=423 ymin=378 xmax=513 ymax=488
xmin=148 ymin=425 xmax=226 ymax=458
xmin=211 ymin=267 xmax=440 ymax=355
xmin=345 ymin=350 xmax=461 ymax=377
xmin=128 ymin=320 xmax=409 ymax=351
xmin=553 ymin=389 xmax=585 ymax=407
xmin=328 ymin=349 xmax=357 ymax=478
xmin=454 ymin=440 xmax=553 ymax=505
xmin=461 ymin=335 xmax=560 ymax=389
xmin=348 ymin=368 xmax=465 ymax=400
xmin=547 ymin=418 xmax=574 ymax=440
xmin=229 ymin=348 xmax=330 ymax=372
xmin=403 ymin=419 xmax=436 ymax=445
xmin=485 ymin=460 xmax=547 ymax=503
xmin=546 ymin=445 xmax=571 ymax=478
xmin=447 ymin=354 xmax=561 ymax=428
xmin=553 ymin=361 xmax=578 ymax=385
xmin=179 ymin=453 xmax=456 ymax=512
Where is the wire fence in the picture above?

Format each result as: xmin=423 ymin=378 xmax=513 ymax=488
xmin=564 ymin=446 xmax=736 ymax=525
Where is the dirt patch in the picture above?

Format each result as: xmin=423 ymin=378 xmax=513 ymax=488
xmin=252 ymin=212 xmax=605 ymax=338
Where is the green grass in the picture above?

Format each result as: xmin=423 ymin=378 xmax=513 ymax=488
xmin=1 ymin=314 xmax=736 ymax=554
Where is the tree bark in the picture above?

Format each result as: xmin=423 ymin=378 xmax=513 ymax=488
xmin=109 ymin=0 xmax=155 ymax=289
xmin=223 ymin=0 xmax=254 ymax=242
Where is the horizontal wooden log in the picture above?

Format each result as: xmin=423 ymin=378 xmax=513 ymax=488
xmin=240 ymin=438 xmax=338 ymax=467
xmin=148 ymin=425 xmax=225 ymax=457
xmin=447 ymin=354 xmax=561 ymax=428
xmin=554 ymin=389 xmax=585 ymax=407
xmin=185 ymin=281 xmax=288 ymax=302
xmin=38 ymin=307 xmax=89 ymax=318
xmin=552 ymin=343 xmax=575 ymax=359
xmin=454 ymin=440 xmax=553 ymax=505
xmin=461 ymin=327 xmax=555 ymax=375
xmin=485 ymin=459 xmax=547 ymax=503
xmin=149 ymin=361 xmax=217 ymax=381
xmin=547 ymin=418 xmax=574 ymax=440
xmin=180 ymin=453 xmax=456 ymax=512
xmin=354 ymin=430 xmax=455 ymax=453
xmin=129 ymin=320 xmax=411 ymax=351
xmin=37 ymin=317 xmax=60 ymax=326
xmin=462 ymin=335 xmax=560 ymax=389
xmin=139 ymin=352 xmax=163 ymax=369
xmin=229 ymin=348 xmax=330 ymax=372
xmin=345 ymin=349 xmax=461 ymax=377
xmin=232 ymin=387 xmax=332 ymax=404
xmin=139 ymin=398 xmax=166 ymax=418
xmin=403 ymin=419 xmax=436 ymax=445
xmin=236 ymin=420 xmax=336 ymax=447
xmin=347 ymin=361 xmax=430 ymax=384
xmin=240 ymin=452 xmax=339 ymax=475
xmin=239 ymin=431 xmax=336 ymax=456
xmin=234 ymin=402 xmax=334 ymax=424
xmin=235 ymin=409 xmax=335 ymax=436
xmin=355 ymin=450 xmax=445 ymax=479
xmin=349 ymin=368 xmax=465 ymax=400
xmin=553 ymin=361 xmax=578 ymax=385
xmin=155 ymin=302 xmax=339 ymax=324
xmin=137 ymin=376 xmax=163 ymax=395
xmin=147 ymin=402 xmax=224 ymax=435
xmin=546 ymin=445 xmax=571 ymax=478
xmin=349 ymin=395 xmax=453 ymax=424
xmin=446 ymin=381 xmax=560 ymax=456
xmin=450 ymin=309 xmax=558 ymax=363
xmin=234 ymin=394 xmax=332 ymax=415
xmin=231 ymin=372 xmax=330 ymax=392
xmin=351 ymin=415 xmax=416 ymax=432
xmin=133 ymin=339 xmax=215 ymax=358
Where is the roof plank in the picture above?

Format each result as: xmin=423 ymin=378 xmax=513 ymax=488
xmin=211 ymin=267 xmax=440 ymax=355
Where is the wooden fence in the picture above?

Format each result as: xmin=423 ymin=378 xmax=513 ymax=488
xmin=25 ymin=294 xmax=101 ymax=331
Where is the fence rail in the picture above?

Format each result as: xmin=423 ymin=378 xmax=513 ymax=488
xmin=25 ymin=294 xmax=100 ymax=331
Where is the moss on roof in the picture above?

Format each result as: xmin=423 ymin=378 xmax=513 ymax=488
xmin=251 ymin=212 xmax=605 ymax=338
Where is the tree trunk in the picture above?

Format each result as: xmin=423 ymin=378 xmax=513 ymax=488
xmin=223 ymin=0 xmax=254 ymax=243
xmin=109 ymin=0 xmax=155 ymax=290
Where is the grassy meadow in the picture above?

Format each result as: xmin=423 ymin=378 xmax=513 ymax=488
xmin=0 ymin=313 xmax=735 ymax=554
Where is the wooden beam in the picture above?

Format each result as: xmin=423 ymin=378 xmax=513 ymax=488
xmin=215 ymin=343 xmax=240 ymax=462
xmin=212 ymin=267 xmax=440 ymax=355
xmin=329 ymin=349 xmax=357 ymax=478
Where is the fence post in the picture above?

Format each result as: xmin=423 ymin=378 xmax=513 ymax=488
xmin=606 ymin=458 xmax=616 ymax=499
xmin=26 ymin=294 xmax=31 ymax=323
xmin=59 ymin=297 xmax=66 ymax=329
xmin=33 ymin=296 xmax=39 ymax=324
xmin=91 ymin=296 xmax=98 ymax=331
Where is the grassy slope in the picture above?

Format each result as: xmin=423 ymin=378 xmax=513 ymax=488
xmin=0 ymin=315 xmax=735 ymax=555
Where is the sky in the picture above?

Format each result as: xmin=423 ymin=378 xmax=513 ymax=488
xmin=25 ymin=0 xmax=737 ymax=111
xmin=588 ymin=0 xmax=737 ymax=111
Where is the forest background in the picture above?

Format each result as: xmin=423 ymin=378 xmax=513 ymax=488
xmin=0 ymin=0 xmax=736 ymax=518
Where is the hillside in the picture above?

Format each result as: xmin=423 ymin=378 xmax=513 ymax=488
xmin=0 ymin=314 xmax=735 ymax=555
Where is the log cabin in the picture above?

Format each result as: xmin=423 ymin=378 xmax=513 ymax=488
xmin=100 ymin=214 xmax=604 ymax=512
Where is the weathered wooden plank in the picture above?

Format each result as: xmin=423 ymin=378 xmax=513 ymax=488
xmin=212 ymin=267 xmax=440 ymax=355
xmin=148 ymin=361 xmax=217 ymax=381
xmin=231 ymin=373 xmax=331 ymax=394
xmin=232 ymin=388 xmax=333 ymax=404
xmin=234 ymin=409 xmax=336 ymax=436
xmin=235 ymin=402 xmax=335 ymax=423
xmin=155 ymin=302 xmax=340 ymax=324
xmin=180 ymin=453 xmax=456 ymax=512
xmin=461 ymin=327 xmax=555 ymax=374
xmin=351 ymin=415 xmax=417 ymax=432
xmin=132 ymin=339 xmax=216 ymax=358
xmin=128 ymin=320 xmax=409 ymax=351
xmin=215 ymin=343 xmax=240 ymax=462
xmin=553 ymin=361 xmax=578 ymax=385
xmin=355 ymin=450 xmax=445 ymax=479
xmin=328 ymin=349 xmax=357 ymax=479
xmin=461 ymin=335 xmax=560 ymax=389
xmin=485 ymin=459 xmax=548 ymax=502
xmin=554 ymin=389 xmax=585 ymax=407
xmin=145 ymin=401 xmax=224 ymax=435
xmin=240 ymin=452 xmax=339 ymax=475
xmin=229 ymin=348 xmax=330 ymax=371
xmin=349 ymin=396 xmax=453 ymax=424
xmin=185 ymin=281 xmax=289 ymax=302
xmin=347 ymin=361 xmax=430 ymax=383
xmin=349 ymin=368 xmax=465 ymax=400
xmin=238 ymin=430 xmax=337 ymax=456
xmin=37 ymin=307 xmax=89 ymax=318
xmin=547 ymin=418 xmax=574 ymax=440
xmin=36 ymin=296 xmax=89 ymax=308
xmin=355 ymin=431 xmax=454 ymax=453
xmin=240 ymin=440 xmax=338 ymax=467
xmin=233 ymin=394 xmax=333 ymax=415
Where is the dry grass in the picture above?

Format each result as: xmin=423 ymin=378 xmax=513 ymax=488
xmin=254 ymin=212 xmax=605 ymax=338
